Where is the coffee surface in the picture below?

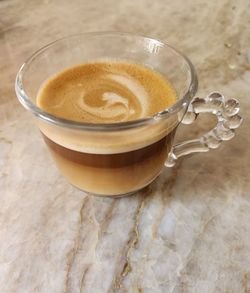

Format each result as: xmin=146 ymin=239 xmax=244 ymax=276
xmin=37 ymin=60 xmax=177 ymax=123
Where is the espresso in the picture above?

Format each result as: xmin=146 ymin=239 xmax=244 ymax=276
xmin=37 ymin=60 xmax=177 ymax=196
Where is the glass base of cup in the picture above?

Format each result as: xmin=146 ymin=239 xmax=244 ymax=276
xmin=72 ymin=185 xmax=142 ymax=198
xmin=70 ymin=173 xmax=160 ymax=198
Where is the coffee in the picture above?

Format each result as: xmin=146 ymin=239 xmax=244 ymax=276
xmin=37 ymin=60 xmax=177 ymax=195
xmin=42 ymin=132 xmax=175 ymax=195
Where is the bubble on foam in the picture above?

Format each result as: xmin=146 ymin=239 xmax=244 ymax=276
xmin=76 ymin=73 xmax=149 ymax=121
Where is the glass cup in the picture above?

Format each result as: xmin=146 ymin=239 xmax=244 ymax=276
xmin=15 ymin=32 xmax=242 ymax=197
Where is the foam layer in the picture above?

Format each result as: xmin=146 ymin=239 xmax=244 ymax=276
xmin=37 ymin=60 xmax=177 ymax=123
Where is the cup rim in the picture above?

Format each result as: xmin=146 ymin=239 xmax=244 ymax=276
xmin=15 ymin=31 xmax=198 ymax=131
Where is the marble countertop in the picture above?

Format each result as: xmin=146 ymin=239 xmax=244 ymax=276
xmin=1 ymin=0 xmax=250 ymax=292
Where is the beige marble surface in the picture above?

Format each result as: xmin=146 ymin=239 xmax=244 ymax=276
xmin=1 ymin=0 xmax=250 ymax=292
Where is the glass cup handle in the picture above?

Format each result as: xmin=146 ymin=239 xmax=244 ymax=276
xmin=166 ymin=92 xmax=243 ymax=167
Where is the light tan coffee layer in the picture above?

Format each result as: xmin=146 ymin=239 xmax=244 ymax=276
xmin=37 ymin=60 xmax=177 ymax=123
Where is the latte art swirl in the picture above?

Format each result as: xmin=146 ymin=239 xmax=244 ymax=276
xmin=37 ymin=61 xmax=177 ymax=123
xmin=76 ymin=73 xmax=148 ymax=122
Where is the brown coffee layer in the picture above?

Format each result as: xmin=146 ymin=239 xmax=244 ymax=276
xmin=42 ymin=133 xmax=173 ymax=168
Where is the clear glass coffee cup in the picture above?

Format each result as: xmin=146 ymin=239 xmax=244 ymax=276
xmin=15 ymin=32 xmax=242 ymax=197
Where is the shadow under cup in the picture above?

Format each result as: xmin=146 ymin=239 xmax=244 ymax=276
xmin=15 ymin=32 xmax=197 ymax=197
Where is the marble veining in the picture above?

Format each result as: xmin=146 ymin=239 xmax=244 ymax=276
xmin=0 ymin=0 xmax=250 ymax=292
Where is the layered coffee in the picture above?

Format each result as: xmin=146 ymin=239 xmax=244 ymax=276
xmin=37 ymin=60 xmax=177 ymax=195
